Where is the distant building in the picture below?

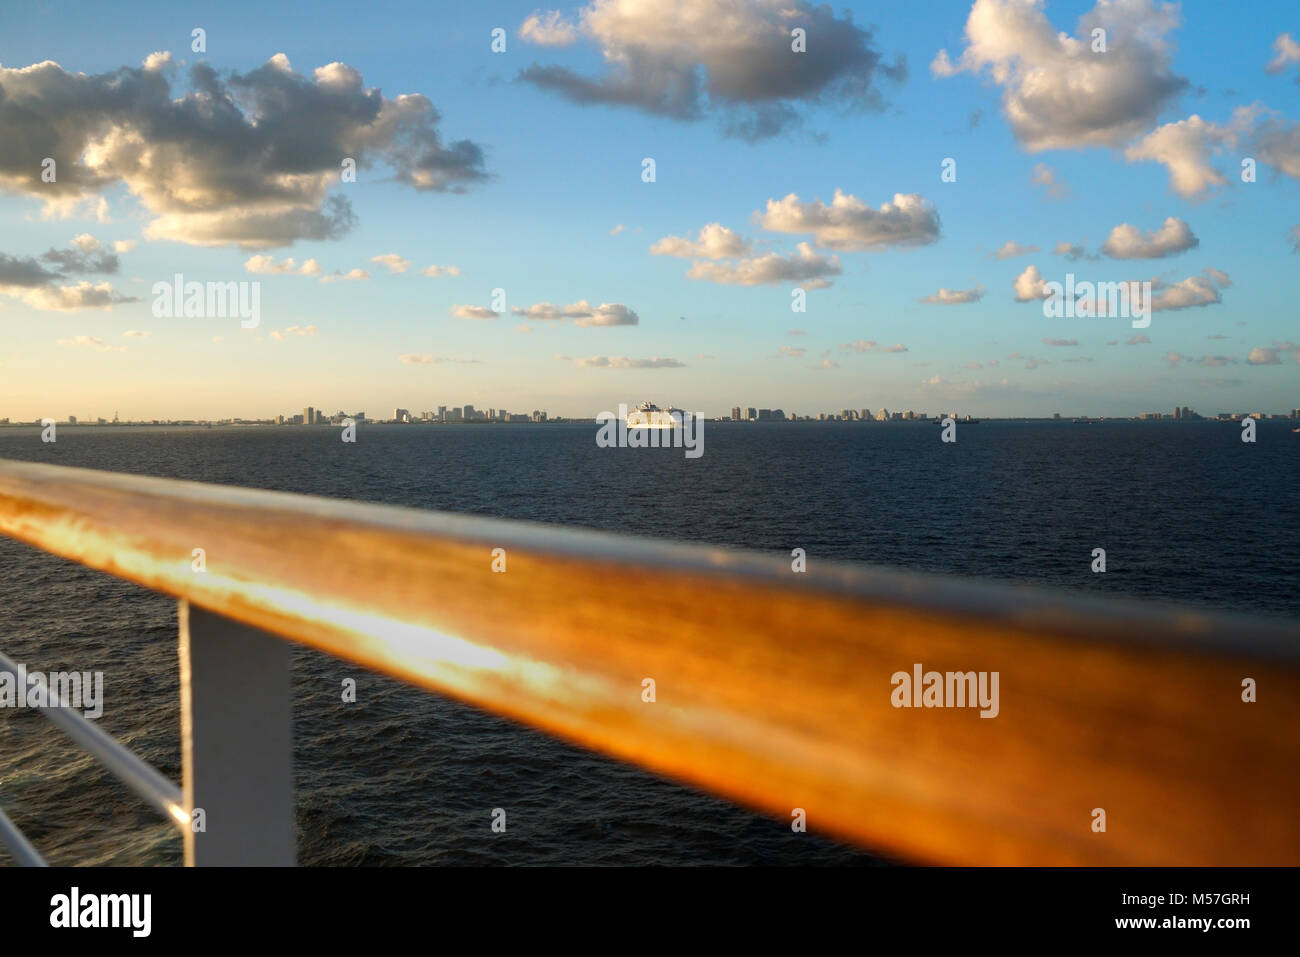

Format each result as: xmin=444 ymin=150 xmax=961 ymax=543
xmin=860 ymin=409 xmax=870 ymax=421
xmin=304 ymin=406 xmax=314 ymax=426
xmin=394 ymin=408 xmax=410 ymax=423
xmin=746 ymin=407 xmax=757 ymax=421
xmin=67 ymin=416 xmax=76 ymax=424
xmin=731 ymin=407 xmax=741 ymax=421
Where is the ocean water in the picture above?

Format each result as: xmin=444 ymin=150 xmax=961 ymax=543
xmin=0 ymin=421 xmax=1296 ymax=865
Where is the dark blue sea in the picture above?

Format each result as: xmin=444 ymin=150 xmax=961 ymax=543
xmin=0 ymin=421 xmax=1296 ymax=865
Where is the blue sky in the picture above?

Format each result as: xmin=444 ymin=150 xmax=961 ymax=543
xmin=0 ymin=0 xmax=1297 ymax=419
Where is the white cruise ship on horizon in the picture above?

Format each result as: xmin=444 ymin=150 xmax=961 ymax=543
xmin=625 ymin=401 xmax=686 ymax=429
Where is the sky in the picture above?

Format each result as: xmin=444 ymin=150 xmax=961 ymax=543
xmin=0 ymin=0 xmax=1297 ymax=420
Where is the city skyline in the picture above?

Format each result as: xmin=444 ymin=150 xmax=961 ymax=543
xmin=6 ymin=399 xmax=1298 ymax=426
xmin=1 ymin=1 xmax=1299 ymax=420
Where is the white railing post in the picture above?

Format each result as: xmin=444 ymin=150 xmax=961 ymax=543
xmin=179 ymin=601 xmax=296 ymax=865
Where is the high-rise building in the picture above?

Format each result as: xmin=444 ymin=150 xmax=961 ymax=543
xmin=304 ymin=406 xmax=314 ymax=426
xmin=394 ymin=408 xmax=410 ymax=423
xmin=860 ymin=409 xmax=869 ymax=421
xmin=731 ymin=407 xmax=741 ymax=421
xmin=746 ymin=407 xmax=757 ymax=421
xmin=463 ymin=404 xmax=475 ymax=420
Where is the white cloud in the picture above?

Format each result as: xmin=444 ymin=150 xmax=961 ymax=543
xmin=1202 ymin=267 xmax=1232 ymax=288
xmin=574 ymin=303 xmax=638 ymax=326
xmin=399 ymin=354 xmax=480 ymax=364
xmin=919 ymin=285 xmax=984 ymax=305
xmin=991 ymin=240 xmax=1038 ymax=260
xmin=757 ymin=190 xmax=940 ymax=250
xmin=573 ymin=355 xmax=685 ymax=368
xmin=1265 ymin=33 xmax=1300 ymax=74
xmin=1012 ymin=264 xmax=1047 ymax=302
xmin=650 ymin=223 xmax=750 ymax=259
xmin=1124 ymin=115 xmax=1227 ymax=197
xmin=13 ymin=281 xmax=135 ymax=311
xmin=1030 ymin=162 xmax=1069 ymax=199
xmin=838 ymin=340 xmax=907 ymax=353
xmin=371 ymin=253 xmax=411 ymax=274
xmin=1254 ymin=114 xmax=1300 ymax=180
xmin=519 ymin=10 xmax=579 ymax=47
xmin=452 ymin=304 xmax=499 ymax=320
xmin=269 ymin=324 xmax=318 ymax=340
xmin=684 ymin=242 xmax=841 ymax=287
xmin=319 ymin=268 xmax=370 ymax=283
xmin=511 ymin=300 xmax=639 ymax=325
xmin=245 ymin=254 xmax=322 ymax=276
xmin=1100 ymin=217 xmax=1198 ymax=259
xmin=421 ymin=264 xmax=461 ymax=277
xmin=1148 ymin=274 xmax=1222 ymax=311
xmin=123 ymin=329 xmax=149 ymax=338
xmin=933 ymin=0 xmax=1187 ymax=151
xmin=1247 ymin=342 xmax=1300 ymax=365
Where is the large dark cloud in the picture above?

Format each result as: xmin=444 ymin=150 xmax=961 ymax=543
xmin=0 ymin=53 xmax=488 ymax=247
xmin=516 ymin=0 xmax=904 ymax=141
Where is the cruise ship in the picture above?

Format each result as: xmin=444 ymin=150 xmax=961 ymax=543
xmin=626 ymin=401 xmax=685 ymax=428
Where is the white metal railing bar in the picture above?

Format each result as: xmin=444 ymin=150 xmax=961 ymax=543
xmin=0 ymin=806 xmax=46 ymax=866
xmin=0 ymin=650 xmax=188 ymax=848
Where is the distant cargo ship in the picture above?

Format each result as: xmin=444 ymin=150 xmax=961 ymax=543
xmin=626 ymin=401 xmax=685 ymax=428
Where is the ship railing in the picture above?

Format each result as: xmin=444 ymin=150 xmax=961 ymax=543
xmin=0 ymin=457 xmax=1297 ymax=865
